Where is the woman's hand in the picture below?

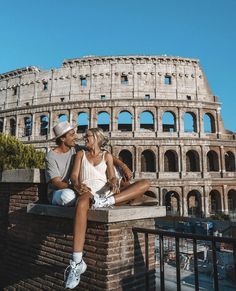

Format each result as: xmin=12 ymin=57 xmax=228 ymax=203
xmin=108 ymin=177 xmax=120 ymax=194
xmin=73 ymin=183 xmax=91 ymax=195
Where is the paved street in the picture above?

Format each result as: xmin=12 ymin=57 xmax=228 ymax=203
xmin=156 ymin=263 xmax=236 ymax=291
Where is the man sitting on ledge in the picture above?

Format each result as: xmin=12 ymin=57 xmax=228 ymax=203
xmin=45 ymin=121 xmax=133 ymax=207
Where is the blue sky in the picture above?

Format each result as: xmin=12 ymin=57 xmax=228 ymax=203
xmin=1 ymin=0 xmax=236 ymax=131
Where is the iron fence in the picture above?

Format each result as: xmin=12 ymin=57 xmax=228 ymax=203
xmin=133 ymin=227 xmax=236 ymax=291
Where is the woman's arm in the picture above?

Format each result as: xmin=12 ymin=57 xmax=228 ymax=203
xmin=106 ymin=152 xmax=120 ymax=193
xmin=70 ymin=151 xmax=90 ymax=195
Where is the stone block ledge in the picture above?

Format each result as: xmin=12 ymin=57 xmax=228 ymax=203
xmin=27 ymin=203 xmax=166 ymax=223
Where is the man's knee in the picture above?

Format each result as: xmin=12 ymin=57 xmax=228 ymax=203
xmin=52 ymin=189 xmax=76 ymax=206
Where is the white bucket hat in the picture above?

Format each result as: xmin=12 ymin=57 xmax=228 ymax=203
xmin=53 ymin=121 xmax=75 ymax=139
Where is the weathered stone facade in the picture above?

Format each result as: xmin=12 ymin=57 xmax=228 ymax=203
xmin=0 ymin=55 xmax=236 ymax=217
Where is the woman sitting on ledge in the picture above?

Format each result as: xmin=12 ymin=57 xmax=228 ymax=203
xmin=64 ymin=128 xmax=151 ymax=289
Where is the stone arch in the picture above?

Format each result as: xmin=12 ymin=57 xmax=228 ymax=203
xmin=141 ymin=150 xmax=156 ymax=172
xmin=162 ymin=111 xmax=176 ymax=132
xmin=58 ymin=114 xmax=68 ymax=122
xmin=164 ymin=150 xmax=178 ymax=172
xmin=187 ymin=190 xmax=202 ymax=217
xmin=207 ymin=150 xmax=219 ymax=171
xmin=118 ymin=149 xmax=133 ymax=171
xmin=184 ymin=112 xmax=197 ymax=132
xmin=118 ymin=111 xmax=132 ymax=131
xmin=0 ymin=118 xmax=3 ymax=133
xmin=145 ymin=191 xmax=158 ymax=199
xmin=204 ymin=113 xmax=215 ymax=133
xmin=40 ymin=115 xmax=49 ymax=136
xmin=140 ymin=111 xmax=154 ymax=131
xmin=10 ymin=118 xmax=16 ymax=136
xmin=225 ymin=151 xmax=236 ymax=172
xmin=24 ymin=115 xmax=32 ymax=136
xmin=186 ymin=150 xmax=200 ymax=172
xmin=165 ymin=191 xmax=180 ymax=216
xmin=97 ymin=111 xmax=110 ymax=132
xmin=77 ymin=112 xmax=89 ymax=133
xmin=228 ymin=189 xmax=236 ymax=211
xmin=209 ymin=190 xmax=222 ymax=214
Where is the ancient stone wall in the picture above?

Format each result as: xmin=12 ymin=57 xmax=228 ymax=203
xmin=0 ymin=56 xmax=236 ymax=217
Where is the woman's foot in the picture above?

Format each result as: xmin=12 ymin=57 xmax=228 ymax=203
xmin=64 ymin=259 xmax=87 ymax=289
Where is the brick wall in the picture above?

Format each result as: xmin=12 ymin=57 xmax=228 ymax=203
xmin=0 ymin=170 xmax=163 ymax=290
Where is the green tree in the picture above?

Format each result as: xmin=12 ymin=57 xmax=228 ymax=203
xmin=0 ymin=134 xmax=45 ymax=170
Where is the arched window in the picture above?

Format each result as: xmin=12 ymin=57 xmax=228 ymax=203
xmin=207 ymin=150 xmax=219 ymax=171
xmin=165 ymin=191 xmax=180 ymax=216
xmin=118 ymin=150 xmax=133 ymax=172
xmin=77 ymin=112 xmax=89 ymax=133
xmin=10 ymin=118 xmax=16 ymax=136
xmin=97 ymin=112 xmax=110 ymax=132
xmin=204 ymin=113 xmax=215 ymax=133
xmin=164 ymin=150 xmax=178 ymax=172
xmin=118 ymin=111 xmax=132 ymax=131
xmin=186 ymin=150 xmax=200 ymax=172
xmin=58 ymin=114 xmax=68 ymax=122
xmin=209 ymin=190 xmax=221 ymax=214
xmin=24 ymin=116 xmax=32 ymax=136
xmin=162 ymin=111 xmax=176 ymax=132
xmin=141 ymin=150 xmax=156 ymax=172
xmin=40 ymin=115 xmax=49 ymax=136
xmin=225 ymin=151 xmax=235 ymax=172
xmin=140 ymin=111 xmax=154 ymax=131
xmin=0 ymin=119 xmax=3 ymax=133
xmin=228 ymin=189 xmax=236 ymax=211
xmin=184 ymin=112 xmax=197 ymax=132
xmin=187 ymin=190 xmax=202 ymax=217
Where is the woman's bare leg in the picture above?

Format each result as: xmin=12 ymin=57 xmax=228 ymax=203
xmin=114 ymin=179 xmax=150 ymax=205
xmin=73 ymin=192 xmax=91 ymax=252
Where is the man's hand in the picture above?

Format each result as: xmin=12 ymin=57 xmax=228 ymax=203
xmin=121 ymin=165 xmax=132 ymax=182
xmin=73 ymin=183 xmax=91 ymax=195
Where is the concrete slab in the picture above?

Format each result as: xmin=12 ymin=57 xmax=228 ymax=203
xmin=27 ymin=203 xmax=166 ymax=223
xmin=1 ymin=169 xmax=45 ymax=183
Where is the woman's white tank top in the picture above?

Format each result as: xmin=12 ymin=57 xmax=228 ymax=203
xmin=79 ymin=150 xmax=111 ymax=196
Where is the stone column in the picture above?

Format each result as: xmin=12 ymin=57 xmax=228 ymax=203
xmin=198 ymin=108 xmax=203 ymax=137
xmin=134 ymin=106 xmax=138 ymax=132
xmin=49 ymin=110 xmax=53 ymax=139
xmin=182 ymin=189 xmax=188 ymax=216
xmin=204 ymin=186 xmax=210 ymax=217
xmin=3 ymin=117 xmax=7 ymax=133
xmin=15 ymin=115 xmax=19 ymax=137
xmin=157 ymin=108 xmax=162 ymax=133
xmin=177 ymin=107 xmax=180 ymax=135
xmin=31 ymin=113 xmax=35 ymax=139
xmin=178 ymin=107 xmax=184 ymax=134
xmin=220 ymin=146 xmax=225 ymax=176
xmin=201 ymin=145 xmax=207 ymax=178
xmin=223 ymin=185 xmax=228 ymax=214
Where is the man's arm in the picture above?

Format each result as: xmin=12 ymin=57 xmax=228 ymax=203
xmin=50 ymin=177 xmax=71 ymax=190
xmin=112 ymin=155 xmax=132 ymax=181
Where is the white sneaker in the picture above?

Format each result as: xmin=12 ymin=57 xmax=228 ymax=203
xmin=64 ymin=259 xmax=87 ymax=289
xmin=92 ymin=195 xmax=114 ymax=209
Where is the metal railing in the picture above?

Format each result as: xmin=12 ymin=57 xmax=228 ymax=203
xmin=133 ymin=227 xmax=236 ymax=291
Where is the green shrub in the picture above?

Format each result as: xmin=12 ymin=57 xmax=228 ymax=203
xmin=0 ymin=133 xmax=45 ymax=170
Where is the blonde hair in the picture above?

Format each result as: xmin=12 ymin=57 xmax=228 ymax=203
xmin=86 ymin=128 xmax=109 ymax=148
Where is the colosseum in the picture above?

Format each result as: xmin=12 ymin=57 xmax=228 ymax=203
xmin=0 ymin=55 xmax=236 ymax=218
